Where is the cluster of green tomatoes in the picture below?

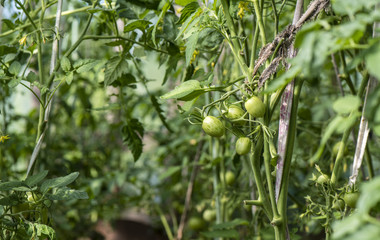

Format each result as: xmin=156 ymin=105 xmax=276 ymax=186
xmin=201 ymin=95 xmax=266 ymax=155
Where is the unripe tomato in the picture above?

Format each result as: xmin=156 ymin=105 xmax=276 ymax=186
xmin=226 ymin=105 xmax=246 ymax=125
xmin=343 ymin=192 xmax=359 ymax=208
xmin=245 ymin=96 xmax=266 ymax=118
xmin=225 ymin=171 xmax=236 ymax=185
xmin=236 ymin=137 xmax=251 ymax=155
xmin=188 ymin=217 xmax=205 ymax=230
xmin=202 ymin=116 xmax=224 ymax=138
xmin=316 ymin=174 xmax=330 ymax=185
xmin=332 ymin=199 xmax=345 ymax=211
xmin=202 ymin=209 xmax=216 ymax=222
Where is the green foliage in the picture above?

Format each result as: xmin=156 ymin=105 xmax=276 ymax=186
xmin=1 ymin=0 xmax=380 ymax=239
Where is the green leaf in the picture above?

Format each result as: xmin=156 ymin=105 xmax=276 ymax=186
xmin=64 ymin=72 xmax=74 ymax=85
xmin=40 ymin=172 xmax=80 ymax=193
xmin=122 ymin=118 xmax=144 ymax=162
xmin=48 ymin=187 xmax=89 ymax=201
xmin=74 ymin=59 xmax=101 ymax=73
xmin=333 ymin=95 xmax=361 ymax=115
xmin=332 ymin=0 xmax=380 ymax=16
xmin=124 ymin=20 xmax=151 ymax=32
xmin=160 ymin=80 xmax=203 ymax=101
xmin=25 ymin=170 xmax=49 ymax=187
xmin=212 ymin=218 xmax=249 ymax=230
xmin=175 ymin=0 xmax=196 ymax=6
xmin=26 ymin=72 xmax=38 ymax=82
xmin=176 ymin=8 xmax=202 ymax=41
xmin=8 ymin=78 xmax=22 ymax=88
xmin=185 ymin=31 xmax=199 ymax=66
xmin=9 ymin=61 xmax=21 ymax=75
xmin=365 ymin=41 xmax=380 ymax=80
xmin=0 ymin=181 xmax=24 ymax=191
xmin=176 ymin=2 xmax=199 ymax=24
xmin=60 ymin=56 xmax=71 ymax=72
xmin=357 ymin=176 xmax=380 ymax=213
xmin=33 ymin=223 xmax=56 ymax=239
xmin=104 ymin=56 xmax=129 ymax=86
xmin=201 ymin=229 xmax=239 ymax=238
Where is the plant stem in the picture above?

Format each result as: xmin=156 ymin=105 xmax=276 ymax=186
xmin=252 ymin=0 xmax=267 ymax=45
xmin=249 ymin=133 xmax=273 ymax=220
xmin=277 ymin=78 xmax=303 ymax=240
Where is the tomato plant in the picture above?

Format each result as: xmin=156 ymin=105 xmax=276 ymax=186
xmin=1 ymin=0 xmax=380 ymax=239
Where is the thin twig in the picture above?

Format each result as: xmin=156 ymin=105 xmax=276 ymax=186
xmin=176 ymin=140 xmax=204 ymax=240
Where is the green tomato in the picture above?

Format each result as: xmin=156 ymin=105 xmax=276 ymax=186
xmin=245 ymin=96 xmax=266 ymax=118
xmin=188 ymin=217 xmax=205 ymax=230
xmin=202 ymin=209 xmax=216 ymax=222
xmin=332 ymin=199 xmax=345 ymax=211
xmin=343 ymin=192 xmax=359 ymax=208
xmin=236 ymin=137 xmax=251 ymax=155
xmin=316 ymin=174 xmax=330 ymax=185
xmin=202 ymin=116 xmax=224 ymax=138
xmin=226 ymin=105 xmax=246 ymax=125
xmin=225 ymin=171 xmax=236 ymax=185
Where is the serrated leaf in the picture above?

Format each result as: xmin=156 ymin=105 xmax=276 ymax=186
xmin=150 ymin=95 xmax=173 ymax=132
xmin=104 ymin=56 xmax=129 ymax=86
xmin=40 ymin=172 xmax=80 ymax=193
xmin=160 ymin=80 xmax=203 ymax=100
xmin=60 ymin=56 xmax=71 ymax=72
xmin=122 ymin=119 xmax=144 ymax=162
xmin=124 ymin=20 xmax=151 ymax=32
xmin=8 ymin=78 xmax=22 ymax=88
xmin=176 ymin=2 xmax=199 ymax=24
xmin=333 ymin=95 xmax=361 ymax=115
xmin=25 ymin=170 xmax=48 ymax=187
xmin=48 ymin=187 xmax=89 ymax=201
xmin=201 ymin=229 xmax=239 ymax=238
xmin=185 ymin=31 xmax=199 ymax=66
xmin=65 ymin=72 xmax=74 ymax=85
xmin=176 ymin=8 xmax=202 ymax=41
xmin=9 ymin=61 xmax=21 ymax=75
xmin=74 ymin=59 xmax=101 ymax=73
